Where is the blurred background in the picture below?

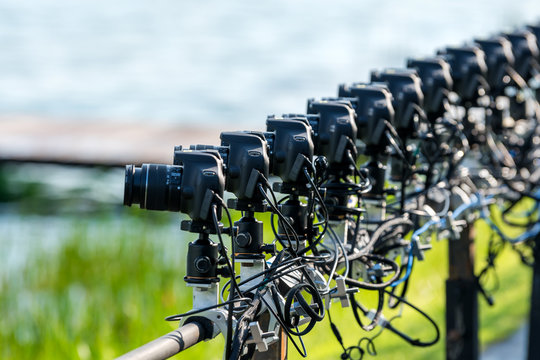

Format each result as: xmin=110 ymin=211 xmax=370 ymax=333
xmin=0 ymin=0 xmax=539 ymax=359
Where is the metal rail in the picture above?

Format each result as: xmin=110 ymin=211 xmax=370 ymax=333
xmin=116 ymin=322 xmax=208 ymax=360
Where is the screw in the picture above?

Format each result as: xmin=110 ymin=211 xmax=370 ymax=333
xmin=235 ymin=233 xmax=252 ymax=248
xmin=194 ymin=256 xmax=212 ymax=274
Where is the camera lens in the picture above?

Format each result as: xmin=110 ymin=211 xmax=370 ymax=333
xmin=124 ymin=164 xmax=183 ymax=211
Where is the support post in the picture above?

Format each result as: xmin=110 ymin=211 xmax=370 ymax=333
xmin=446 ymin=224 xmax=479 ymax=360
xmin=527 ymin=236 xmax=540 ymax=360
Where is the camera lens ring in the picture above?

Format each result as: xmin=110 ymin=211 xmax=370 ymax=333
xmin=124 ymin=164 xmax=134 ymax=206
xmin=143 ymin=164 xmax=150 ymax=209
xmin=123 ymin=163 xmax=183 ymax=211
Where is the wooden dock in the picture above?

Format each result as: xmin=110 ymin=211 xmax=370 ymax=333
xmin=0 ymin=116 xmax=223 ymax=167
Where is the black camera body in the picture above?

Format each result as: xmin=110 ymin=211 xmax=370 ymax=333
xmin=172 ymin=150 xmax=225 ymax=223
xmin=303 ymin=100 xmax=358 ymax=167
xmin=265 ymin=117 xmax=314 ymax=186
xmin=308 ymin=97 xmax=359 ymax=113
xmin=338 ymin=82 xmax=395 ymax=151
xmin=527 ymin=25 xmax=540 ymax=68
xmin=503 ymin=30 xmax=539 ymax=81
xmin=528 ymin=24 xmax=540 ymax=49
xmin=407 ymin=57 xmax=453 ymax=120
xmin=474 ymin=37 xmax=515 ymax=96
xmin=188 ymin=132 xmax=270 ymax=211
xmin=527 ymin=24 xmax=540 ymax=102
xmin=221 ymin=131 xmax=269 ymax=204
xmin=370 ymin=69 xmax=424 ymax=139
xmin=502 ymin=31 xmax=540 ymax=120
xmin=437 ymin=46 xmax=488 ymax=104
xmin=124 ymin=149 xmax=225 ymax=227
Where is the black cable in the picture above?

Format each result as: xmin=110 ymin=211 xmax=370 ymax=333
xmin=211 ymin=204 xmax=240 ymax=359
xmin=387 ymin=276 xmax=410 ymax=309
xmin=164 ymin=297 xmax=253 ymax=322
xmin=381 ymin=289 xmax=440 ymax=347
xmin=258 ymin=183 xmax=299 ymax=252
xmin=350 ymin=289 xmax=385 ymax=332
xmin=327 ymin=310 xmax=348 ymax=352
xmin=283 ymin=282 xmax=324 ymax=336
xmin=298 ymin=167 xmax=329 ymax=255
xmin=258 ymin=175 xmax=305 ymax=253
xmin=234 ymin=257 xmax=298 ymax=288
xmin=354 ymin=217 xmax=412 ymax=258
xmin=345 ymin=254 xmax=401 ymax=290
xmin=345 ymin=148 xmax=372 ymax=193
xmin=329 ymin=299 xmax=381 ymax=360
xmin=228 ymin=297 xmax=261 ymax=360
xmin=241 ymin=263 xmax=309 ymax=294
xmin=259 ymin=289 xmax=309 ymax=357
xmin=211 ymin=205 xmax=243 ymax=297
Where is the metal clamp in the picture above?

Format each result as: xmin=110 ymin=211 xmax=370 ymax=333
xmin=329 ymin=276 xmax=358 ymax=308
xmin=245 ymin=321 xmax=279 ymax=352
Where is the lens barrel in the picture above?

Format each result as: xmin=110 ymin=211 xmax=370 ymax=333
xmin=124 ymin=164 xmax=183 ymax=211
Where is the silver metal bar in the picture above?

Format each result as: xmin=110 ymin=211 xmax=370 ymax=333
xmin=116 ymin=322 xmax=204 ymax=360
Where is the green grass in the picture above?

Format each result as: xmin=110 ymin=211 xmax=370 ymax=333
xmin=0 ymin=209 xmax=533 ymax=359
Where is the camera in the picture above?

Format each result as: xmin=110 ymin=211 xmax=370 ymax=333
xmin=306 ymin=100 xmax=357 ymax=166
xmin=527 ymin=24 xmax=540 ymax=101
xmin=124 ymin=150 xmax=225 ymax=224
xmin=275 ymin=100 xmax=358 ymax=176
xmin=503 ymin=29 xmax=539 ymax=81
xmin=474 ymin=37 xmax=514 ymax=96
xmin=370 ymin=69 xmax=424 ymax=138
xmin=264 ymin=116 xmax=314 ymax=186
xmin=189 ymin=131 xmax=270 ymax=209
xmin=338 ymin=82 xmax=395 ymax=151
xmin=407 ymin=57 xmax=453 ymax=120
xmin=502 ymin=30 xmax=540 ymax=120
xmin=220 ymin=132 xmax=269 ymax=203
xmin=437 ymin=46 xmax=488 ymax=103
xmin=473 ymin=37 xmax=515 ymax=131
xmin=528 ymin=24 xmax=540 ymax=47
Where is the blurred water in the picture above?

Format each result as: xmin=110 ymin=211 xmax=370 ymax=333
xmin=0 ymin=212 xmax=180 ymax=273
xmin=0 ymin=0 xmax=539 ymax=128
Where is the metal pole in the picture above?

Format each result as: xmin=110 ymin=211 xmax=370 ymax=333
xmin=116 ymin=322 xmax=207 ymax=360
xmin=446 ymin=224 xmax=479 ymax=360
xmin=527 ymin=236 xmax=540 ymax=360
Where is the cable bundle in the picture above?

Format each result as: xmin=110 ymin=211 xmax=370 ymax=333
xmin=120 ymin=22 xmax=540 ymax=360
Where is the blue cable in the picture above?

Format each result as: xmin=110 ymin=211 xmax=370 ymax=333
xmin=390 ymin=193 xmax=494 ymax=287
xmin=389 ymin=188 xmax=538 ymax=287
xmin=479 ymin=189 xmax=540 ymax=244
xmin=390 ymin=245 xmax=414 ymax=288
xmin=483 ymin=210 xmax=540 ymax=244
